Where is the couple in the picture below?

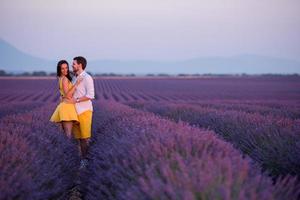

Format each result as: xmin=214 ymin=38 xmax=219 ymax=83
xmin=50 ymin=56 xmax=94 ymax=168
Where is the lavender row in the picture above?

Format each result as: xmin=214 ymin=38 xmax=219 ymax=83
xmin=0 ymin=102 xmax=44 ymax=119
xmin=1 ymin=76 xmax=300 ymax=103
xmin=126 ymin=101 xmax=300 ymax=180
xmin=81 ymin=100 xmax=299 ymax=200
xmin=0 ymin=104 xmax=80 ymax=200
xmin=186 ymin=100 xmax=300 ymax=120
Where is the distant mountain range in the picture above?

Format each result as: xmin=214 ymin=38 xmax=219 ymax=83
xmin=0 ymin=39 xmax=55 ymax=73
xmin=1 ymin=38 xmax=300 ymax=74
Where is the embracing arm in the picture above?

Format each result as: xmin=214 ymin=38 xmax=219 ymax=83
xmin=62 ymin=77 xmax=81 ymax=99
xmin=76 ymin=76 xmax=95 ymax=103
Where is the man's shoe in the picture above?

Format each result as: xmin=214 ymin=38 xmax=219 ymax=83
xmin=79 ymin=159 xmax=88 ymax=169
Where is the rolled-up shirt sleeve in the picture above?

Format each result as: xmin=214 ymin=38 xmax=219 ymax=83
xmin=85 ymin=76 xmax=95 ymax=99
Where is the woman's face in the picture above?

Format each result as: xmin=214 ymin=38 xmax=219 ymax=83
xmin=60 ymin=63 xmax=69 ymax=76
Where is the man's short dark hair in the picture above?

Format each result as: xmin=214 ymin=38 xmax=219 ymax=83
xmin=73 ymin=56 xmax=87 ymax=70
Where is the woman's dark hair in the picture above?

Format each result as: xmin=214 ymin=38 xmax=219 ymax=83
xmin=56 ymin=60 xmax=72 ymax=82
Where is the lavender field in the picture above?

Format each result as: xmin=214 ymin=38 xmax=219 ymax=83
xmin=0 ymin=76 xmax=300 ymax=200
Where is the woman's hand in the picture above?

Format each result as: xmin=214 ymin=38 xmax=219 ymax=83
xmin=62 ymin=96 xmax=75 ymax=104
xmin=75 ymin=76 xmax=83 ymax=87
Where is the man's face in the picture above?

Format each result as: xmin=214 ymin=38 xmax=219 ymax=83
xmin=72 ymin=60 xmax=81 ymax=73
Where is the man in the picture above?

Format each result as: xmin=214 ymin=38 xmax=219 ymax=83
xmin=71 ymin=56 xmax=95 ymax=168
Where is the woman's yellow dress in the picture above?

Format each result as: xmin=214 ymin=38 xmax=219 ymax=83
xmin=50 ymin=78 xmax=79 ymax=123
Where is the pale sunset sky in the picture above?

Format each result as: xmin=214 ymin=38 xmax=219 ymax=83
xmin=0 ymin=0 xmax=299 ymax=62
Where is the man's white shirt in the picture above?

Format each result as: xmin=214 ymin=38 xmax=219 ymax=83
xmin=72 ymin=70 xmax=95 ymax=115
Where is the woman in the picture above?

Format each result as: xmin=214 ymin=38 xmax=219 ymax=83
xmin=50 ymin=60 xmax=82 ymax=138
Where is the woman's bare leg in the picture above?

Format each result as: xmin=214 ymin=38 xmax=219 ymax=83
xmin=62 ymin=121 xmax=73 ymax=139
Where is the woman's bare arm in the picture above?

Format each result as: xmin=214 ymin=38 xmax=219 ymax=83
xmin=62 ymin=77 xmax=82 ymax=99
